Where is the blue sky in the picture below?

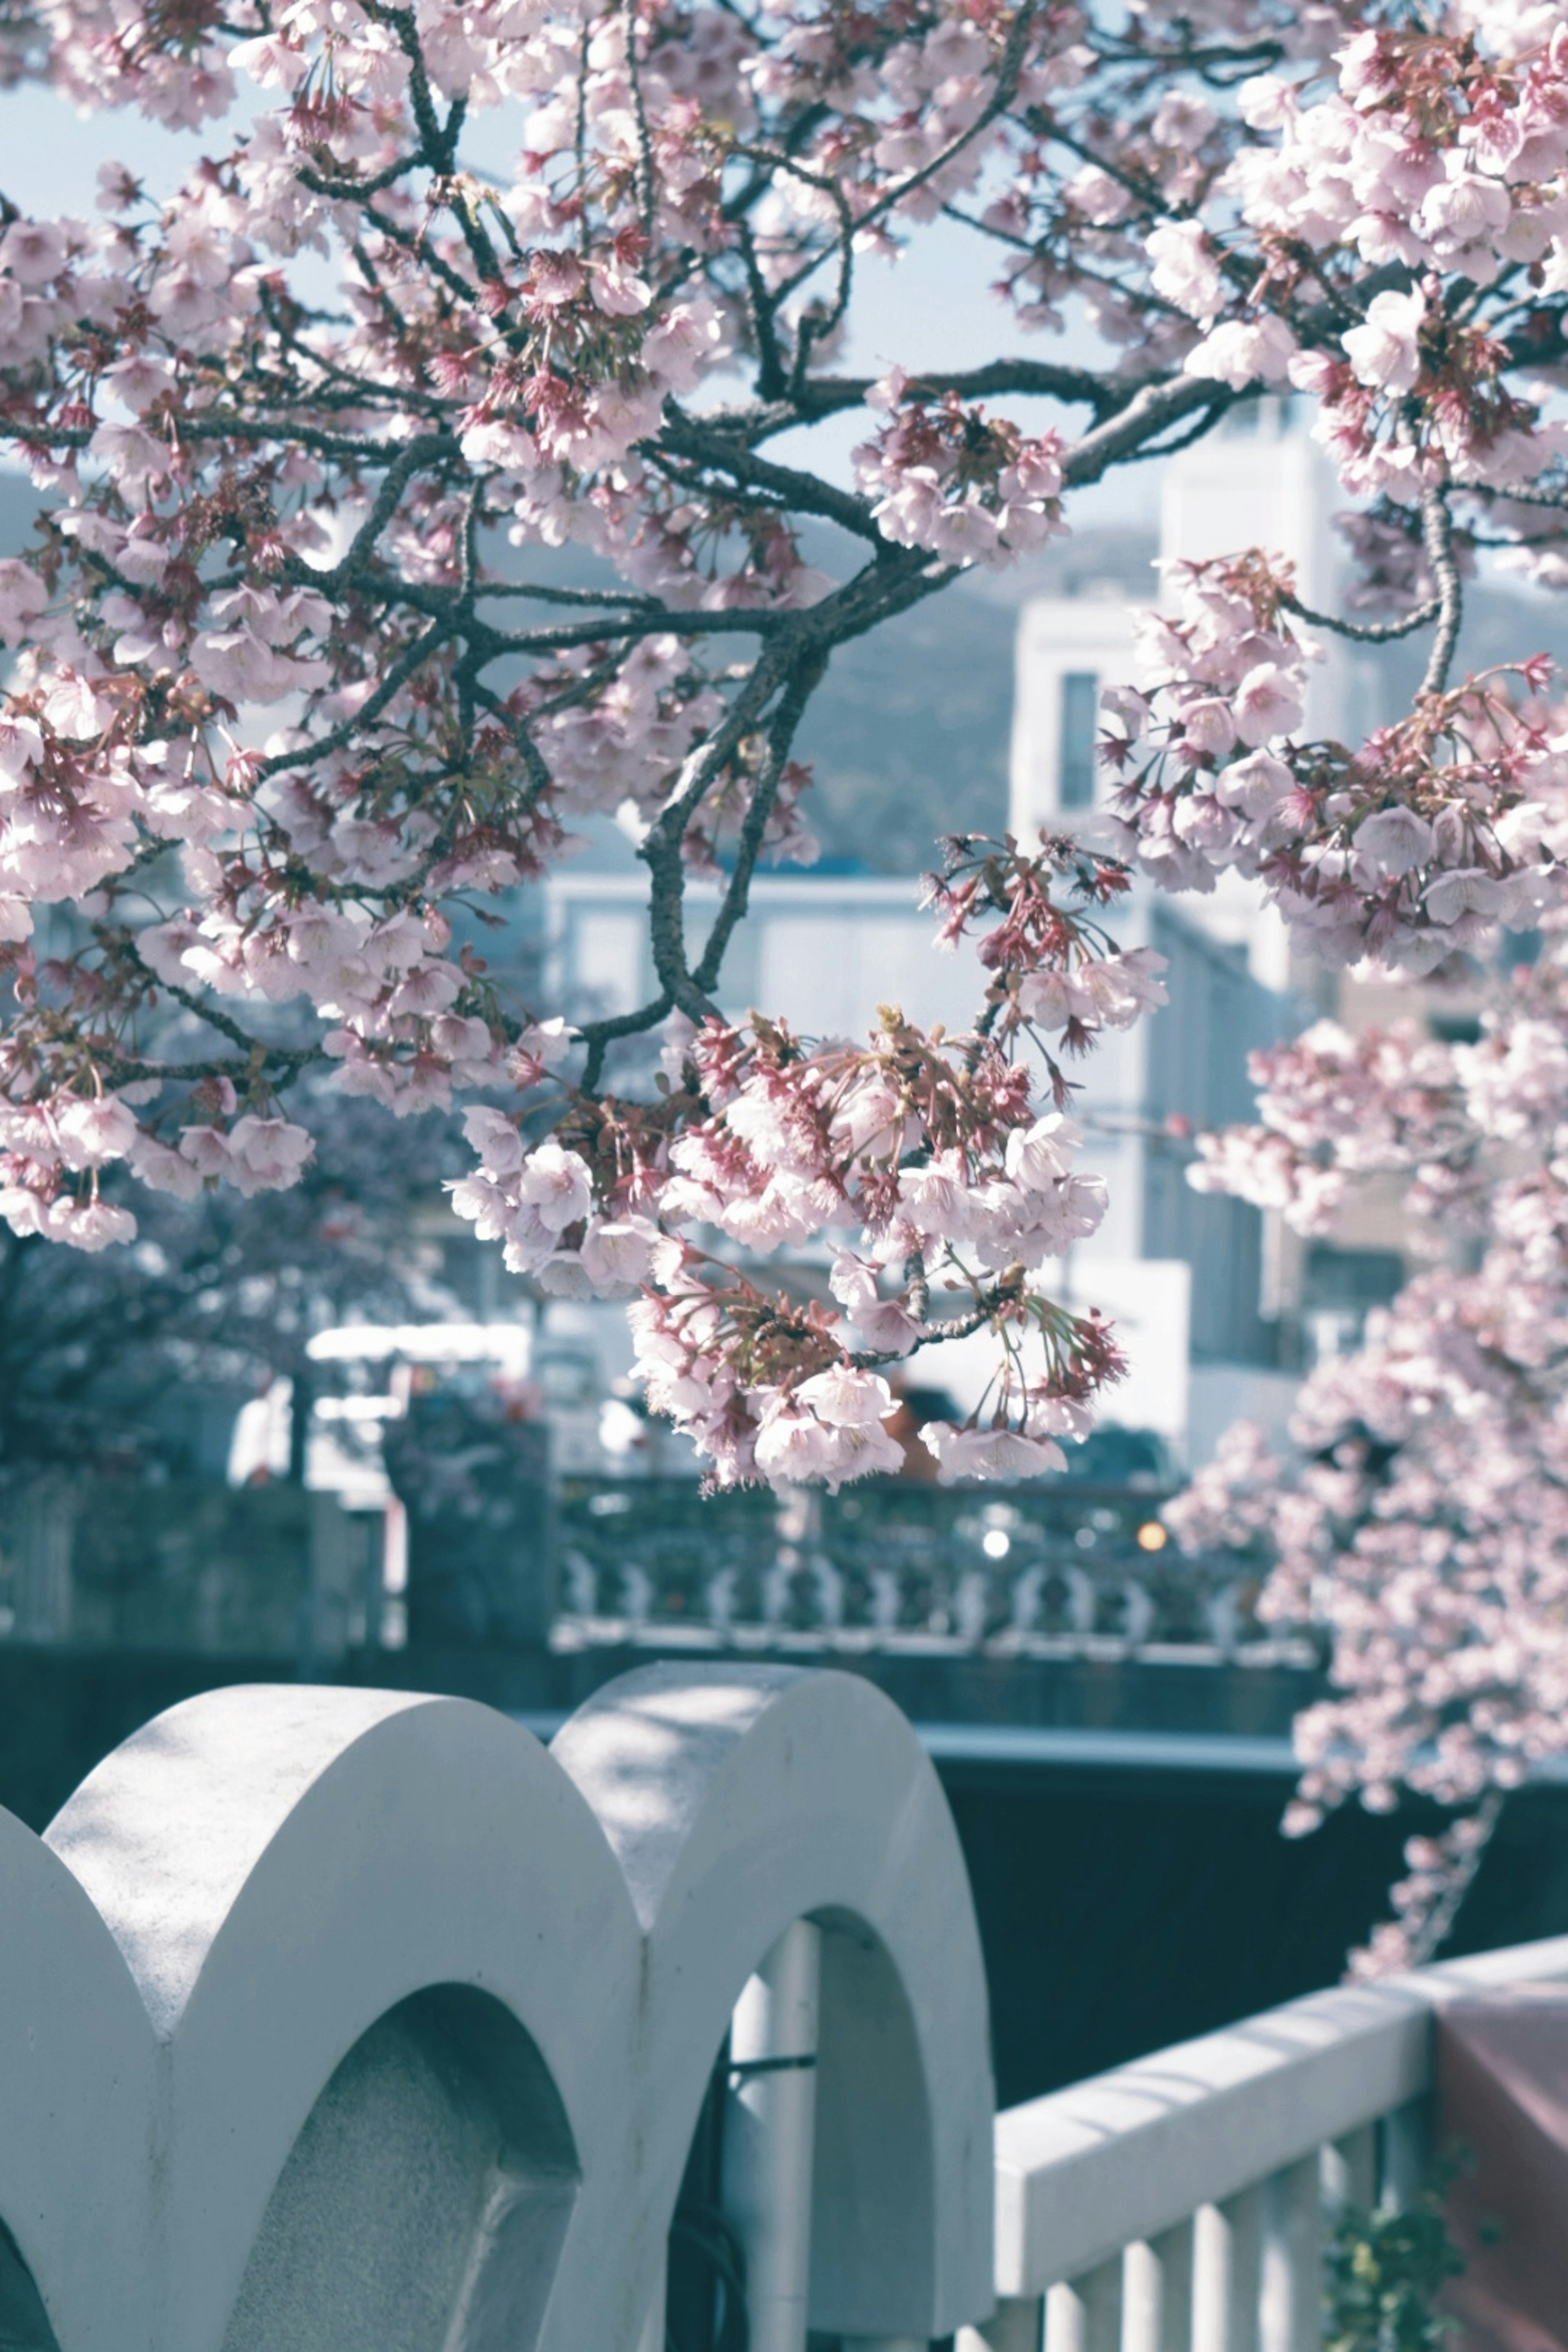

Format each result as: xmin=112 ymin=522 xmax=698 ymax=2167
xmin=0 ymin=75 xmax=1146 ymax=523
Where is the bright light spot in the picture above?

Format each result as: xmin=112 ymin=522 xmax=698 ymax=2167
xmin=1136 ymin=1521 xmax=1169 ymax=1552
xmin=982 ymin=1528 xmax=1011 ymax=1560
xmin=599 ymin=1398 xmax=645 ymax=1458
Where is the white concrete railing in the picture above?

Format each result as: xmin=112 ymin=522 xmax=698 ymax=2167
xmin=0 ymin=1662 xmax=994 ymax=2352
xmin=968 ymin=1934 xmax=1568 ymax=2352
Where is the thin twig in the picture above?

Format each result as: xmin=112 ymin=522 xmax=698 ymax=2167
xmin=255 ymin=619 xmax=448 ymax=780
xmin=1281 ymin=592 xmax=1443 ymax=644
xmin=693 ymin=644 xmax=829 ymax=994
xmin=1405 ymin=1791 xmax=1504 ymax=1968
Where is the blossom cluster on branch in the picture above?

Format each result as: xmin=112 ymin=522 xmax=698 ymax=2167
xmin=1101 ymin=556 xmax=1568 ymax=972
xmin=1167 ymin=953 xmax=1568 ymax=1969
xmin=448 ymin=835 xmax=1150 ymax=1486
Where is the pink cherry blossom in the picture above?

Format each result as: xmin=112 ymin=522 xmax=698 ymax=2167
xmin=1146 ymin=221 xmax=1224 ymax=322
xmin=922 ymin=1424 xmax=1069 ymax=1483
xmin=1341 ymin=288 xmax=1428 ymax=392
xmin=223 ymin=1116 xmax=315 ymax=1196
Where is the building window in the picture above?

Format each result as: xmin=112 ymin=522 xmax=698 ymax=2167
xmin=1059 ymin=671 xmax=1099 ymax=809
xmin=1303 ymin=1243 xmax=1405 ymax=1367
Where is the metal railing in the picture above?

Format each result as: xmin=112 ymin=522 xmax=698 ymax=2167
xmin=963 ymin=1933 xmax=1568 ymax=2352
xmin=555 ymin=1479 xmax=1305 ymax=1665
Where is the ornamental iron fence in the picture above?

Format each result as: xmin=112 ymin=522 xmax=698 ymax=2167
xmin=555 ymin=1479 xmax=1296 ymax=1664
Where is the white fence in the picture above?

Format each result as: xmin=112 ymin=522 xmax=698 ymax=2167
xmin=0 ymin=1661 xmax=1555 ymax=2352
xmin=965 ymin=1935 xmax=1568 ymax=2352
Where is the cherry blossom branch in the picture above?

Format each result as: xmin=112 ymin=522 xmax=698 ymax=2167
xmin=254 ymin=620 xmax=451 ymax=780
xmin=735 ymin=220 xmax=790 ymax=403
xmin=1061 ymin=379 xmax=1238 ymax=487
xmin=781 ymin=358 xmax=1126 ymax=430
xmin=1 ymin=0 xmax=1566 ymax=1638
xmin=1419 ymin=489 xmax=1463 ymax=698
xmin=778 ymin=0 xmax=1041 ymax=284
xmin=692 ymin=644 xmax=830 ymax=996
xmin=1280 ymin=592 xmax=1443 ymax=643
xmin=1394 ymin=1795 xmax=1504 ymax=1972
xmin=621 ymin=0 xmax=657 ymax=243
xmin=653 ymin=412 xmax=882 ymax=540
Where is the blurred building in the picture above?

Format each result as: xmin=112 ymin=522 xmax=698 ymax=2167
xmin=548 ymin=865 xmax=984 ymax=1039
xmin=1008 ymin=395 xmax=1375 ymax=994
xmin=1006 ymin=397 xmax=1412 ymax=1458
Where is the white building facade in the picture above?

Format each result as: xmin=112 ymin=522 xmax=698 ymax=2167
xmin=547 ymin=867 xmax=986 ymax=1041
xmin=1004 ymin=401 xmax=1364 ymax=1458
xmin=1009 ymin=397 xmax=1368 ymax=869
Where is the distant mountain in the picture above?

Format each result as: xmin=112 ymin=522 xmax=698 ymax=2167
xmin=792 ymin=584 xmax=1014 ymax=873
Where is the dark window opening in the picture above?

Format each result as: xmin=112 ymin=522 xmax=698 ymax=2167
xmin=1059 ymin=671 xmax=1099 ymax=810
xmin=1304 ymin=1246 xmax=1405 ymax=1312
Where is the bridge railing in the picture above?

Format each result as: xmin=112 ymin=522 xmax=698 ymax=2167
xmin=556 ymin=1478 xmax=1305 ymax=1664
xmin=2 ymin=1658 xmax=1555 ymax=2352
xmin=969 ymin=1934 xmax=1568 ymax=2352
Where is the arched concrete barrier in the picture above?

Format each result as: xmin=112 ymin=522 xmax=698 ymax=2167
xmin=0 ymin=1664 xmax=992 ymax=2352
xmin=553 ymin=1663 xmax=994 ymax=2345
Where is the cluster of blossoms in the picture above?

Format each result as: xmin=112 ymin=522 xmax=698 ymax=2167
xmin=0 ymin=1085 xmax=312 ymax=1246
xmin=1105 ymin=556 xmax=1568 ymax=973
xmin=853 ymin=375 xmax=1068 ymax=569
xmin=0 ymin=0 xmax=1298 ymax=1490
xmin=1167 ymin=943 xmax=1568 ymax=1969
xmin=1185 ymin=1019 xmax=1471 ymax=1233
xmin=448 ymin=836 xmax=1150 ymax=1488
xmin=1074 ymin=7 xmax=1568 ymax=1950
xmin=1125 ymin=24 xmax=1568 ymax=497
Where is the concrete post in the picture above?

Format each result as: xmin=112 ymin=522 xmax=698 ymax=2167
xmin=722 ymin=1919 xmax=822 ymax=2352
xmin=1260 ymin=2158 xmax=1321 ymax=2352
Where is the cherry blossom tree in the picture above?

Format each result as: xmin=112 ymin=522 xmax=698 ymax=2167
xmin=4 ymin=0 xmax=1568 ymax=1936
xmin=1167 ymin=993 xmax=1568 ymax=1974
